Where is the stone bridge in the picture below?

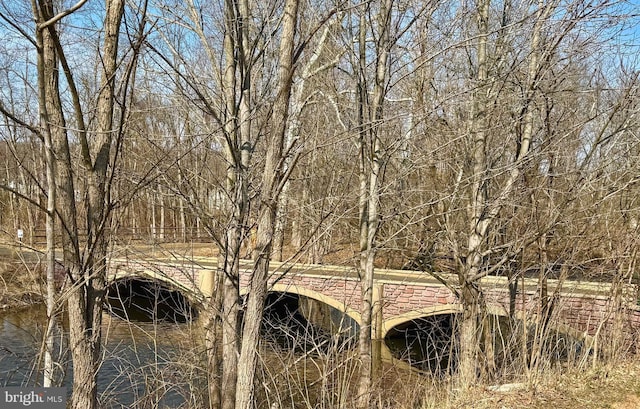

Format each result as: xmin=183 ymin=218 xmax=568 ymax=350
xmin=109 ymin=255 xmax=640 ymax=362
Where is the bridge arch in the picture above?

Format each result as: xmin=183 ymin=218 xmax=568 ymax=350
xmin=383 ymin=302 xmax=592 ymax=373
xmin=382 ymin=305 xmax=463 ymax=340
xmin=240 ymin=283 xmax=362 ymax=325
xmin=109 ymin=267 xmax=202 ymax=302
xmin=382 ymin=302 xmax=590 ymax=341
xmin=106 ymin=268 xmax=200 ymax=323
xmin=237 ymin=283 xmax=360 ymax=351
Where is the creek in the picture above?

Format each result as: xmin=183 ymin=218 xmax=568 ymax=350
xmin=0 ymin=293 xmax=362 ymax=409
xmin=0 ymin=289 xmax=471 ymax=408
xmin=0 ymin=305 xmax=198 ymax=407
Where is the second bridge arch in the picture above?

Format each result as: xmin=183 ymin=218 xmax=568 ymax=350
xmin=242 ymin=285 xmax=361 ymax=353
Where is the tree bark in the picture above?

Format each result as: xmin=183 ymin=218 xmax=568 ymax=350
xmin=218 ymin=0 xmax=250 ymax=407
xmin=356 ymin=0 xmax=392 ymax=406
xmin=458 ymin=0 xmax=490 ymax=387
xmin=68 ymin=1 xmax=125 ymax=407
xmin=235 ymin=1 xmax=299 ymax=407
xmin=33 ymin=0 xmax=126 ymax=406
xmin=204 ymin=266 xmax=224 ymax=409
xmin=37 ymin=9 xmax=58 ymax=387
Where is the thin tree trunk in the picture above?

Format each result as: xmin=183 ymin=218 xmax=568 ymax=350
xmin=159 ymin=188 xmax=165 ymax=241
xmin=180 ymin=194 xmax=187 ymax=242
xmin=150 ymin=191 xmax=157 ymax=240
xmin=218 ymin=0 xmax=249 ymax=406
xmin=356 ymin=0 xmax=392 ymax=406
xmin=41 ymin=44 xmax=57 ymax=390
xmin=458 ymin=0 xmax=490 ymax=387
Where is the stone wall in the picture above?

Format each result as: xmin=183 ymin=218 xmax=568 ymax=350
xmin=111 ymin=258 xmax=640 ymax=339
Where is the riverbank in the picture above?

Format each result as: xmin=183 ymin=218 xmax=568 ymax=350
xmin=447 ymin=361 xmax=640 ymax=409
xmin=0 ymin=243 xmax=44 ymax=310
xmin=365 ymin=358 xmax=640 ymax=408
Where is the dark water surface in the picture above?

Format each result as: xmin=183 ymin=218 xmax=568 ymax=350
xmin=1 ymin=300 xmax=476 ymax=407
xmin=0 ymin=305 xmax=200 ymax=408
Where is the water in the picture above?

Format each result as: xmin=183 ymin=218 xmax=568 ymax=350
xmin=0 ymin=305 xmax=202 ymax=408
xmin=3 ymin=299 xmax=479 ymax=407
xmin=0 ymin=299 xmax=353 ymax=409
xmin=0 ymin=288 xmax=360 ymax=408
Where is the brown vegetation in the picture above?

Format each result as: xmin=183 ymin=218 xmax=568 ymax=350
xmin=0 ymin=244 xmax=44 ymax=310
xmin=1 ymin=0 xmax=639 ymax=407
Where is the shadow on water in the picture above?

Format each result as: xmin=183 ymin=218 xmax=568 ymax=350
xmin=385 ymin=314 xmax=457 ymax=376
xmin=252 ymin=292 xmax=357 ymax=354
xmin=385 ymin=313 xmax=587 ymax=377
xmin=105 ymin=278 xmax=198 ymax=323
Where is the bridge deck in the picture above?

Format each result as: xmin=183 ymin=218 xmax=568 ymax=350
xmin=113 ymin=255 xmax=617 ymax=299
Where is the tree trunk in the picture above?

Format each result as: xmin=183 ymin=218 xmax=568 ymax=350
xmin=457 ymin=0 xmax=549 ymax=386
xmin=70 ymin=1 xmax=126 ymax=407
xmin=218 ymin=0 xmax=251 ymax=406
xmin=458 ymin=286 xmax=481 ymax=387
xmin=235 ymin=1 xmax=298 ymax=407
xmin=150 ymin=191 xmax=157 ymax=240
xmin=220 ymin=229 xmax=241 ymax=409
xmin=160 ymin=188 xmax=166 ymax=241
xmin=356 ymin=1 xmax=392 ymax=406
xmin=34 ymin=0 xmax=126 ymax=407
xmin=204 ymin=266 xmax=224 ymax=409
xmin=41 ymin=35 xmax=58 ymax=388
xmin=457 ymin=0 xmax=490 ymax=386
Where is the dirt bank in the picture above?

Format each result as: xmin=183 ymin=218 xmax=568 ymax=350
xmin=0 ymin=243 xmax=44 ymax=310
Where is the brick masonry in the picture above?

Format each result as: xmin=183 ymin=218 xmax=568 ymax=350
xmin=110 ymin=258 xmax=640 ymax=339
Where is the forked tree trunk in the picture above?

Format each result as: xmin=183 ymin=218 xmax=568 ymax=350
xmin=34 ymin=0 xmax=126 ymax=407
xmin=70 ymin=1 xmax=125 ymax=407
xmin=458 ymin=0 xmax=548 ymax=386
xmin=457 ymin=0 xmax=490 ymax=386
xmin=235 ymin=1 xmax=299 ymax=407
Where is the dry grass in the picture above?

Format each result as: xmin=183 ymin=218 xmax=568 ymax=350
xmin=251 ymin=346 xmax=640 ymax=409
xmin=428 ymin=361 xmax=640 ymax=409
xmin=0 ymin=244 xmax=44 ymax=310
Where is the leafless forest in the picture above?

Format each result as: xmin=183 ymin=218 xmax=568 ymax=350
xmin=1 ymin=0 xmax=640 ymax=408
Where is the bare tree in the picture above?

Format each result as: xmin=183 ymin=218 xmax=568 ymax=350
xmin=0 ymin=0 xmax=145 ymax=406
xmin=235 ymin=1 xmax=300 ymax=405
xmin=353 ymin=0 xmax=393 ymax=405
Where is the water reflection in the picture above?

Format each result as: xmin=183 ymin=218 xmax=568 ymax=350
xmin=0 ymin=306 xmax=201 ymax=408
xmin=0 ymin=306 xmax=45 ymax=386
xmin=385 ymin=314 xmax=456 ymax=375
xmin=106 ymin=279 xmax=198 ymax=323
